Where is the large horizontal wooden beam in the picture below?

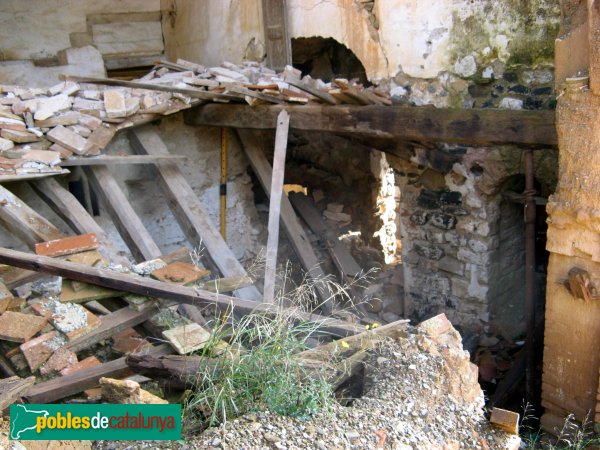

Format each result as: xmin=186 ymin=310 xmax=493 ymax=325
xmin=184 ymin=104 xmax=557 ymax=147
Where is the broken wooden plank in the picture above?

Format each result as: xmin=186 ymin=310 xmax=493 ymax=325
xmin=490 ymin=407 xmax=520 ymax=435
xmin=264 ymin=110 xmax=290 ymax=304
xmin=227 ymin=86 xmax=285 ymax=105
xmin=66 ymin=306 xmax=158 ymax=353
xmin=0 ymin=184 xmax=63 ymax=248
xmin=128 ymin=127 xmax=262 ymax=301
xmin=24 ymin=343 xmax=171 ymax=403
xmin=0 ymin=376 xmax=35 ymax=411
xmin=0 ymin=247 xmax=362 ymax=337
xmin=284 ymin=79 xmax=338 ymax=105
xmin=200 ymin=275 xmax=254 ymax=293
xmin=262 ymin=0 xmax=292 ymax=71
xmin=237 ymin=130 xmax=332 ymax=312
xmin=0 ymin=170 xmax=71 ymax=183
xmin=30 ymin=177 xmax=128 ymax=266
xmin=85 ymin=165 xmax=162 ymax=262
xmin=289 ymin=192 xmax=362 ymax=277
xmin=59 ymin=74 xmax=231 ymax=102
xmin=59 ymin=154 xmax=187 ymax=166
xmin=186 ymin=104 xmax=558 ymax=147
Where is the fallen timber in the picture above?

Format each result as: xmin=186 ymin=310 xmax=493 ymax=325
xmin=0 ymin=247 xmax=362 ymax=337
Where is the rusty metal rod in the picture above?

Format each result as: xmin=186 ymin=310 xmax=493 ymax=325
xmin=524 ymin=148 xmax=537 ymax=402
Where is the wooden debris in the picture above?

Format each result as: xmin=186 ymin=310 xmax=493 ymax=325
xmin=59 ymin=280 xmax=120 ymax=303
xmin=59 ymin=154 xmax=186 ymax=166
xmin=0 ymin=311 xmax=47 ymax=343
xmin=162 ymin=322 xmax=211 ymax=354
xmin=490 ymin=407 xmax=520 ymax=434
xmin=0 ymin=247 xmax=362 ymax=337
xmin=25 ymin=344 xmax=171 ymax=403
xmin=35 ymin=233 xmax=99 ymax=257
xmin=0 ymin=376 xmax=35 ymax=411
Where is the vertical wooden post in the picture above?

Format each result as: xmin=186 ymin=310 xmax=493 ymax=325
xmin=524 ymin=149 xmax=537 ymax=403
xmin=589 ymin=0 xmax=600 ymax=95
xmin=263 ymin=110 xmax=290 ymax=304
xmin=220 ymin=128 xmax=227 ymax=239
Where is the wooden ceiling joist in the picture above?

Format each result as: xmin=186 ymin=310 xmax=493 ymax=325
xmin=184 ymin=104 xmax=558 ymax=148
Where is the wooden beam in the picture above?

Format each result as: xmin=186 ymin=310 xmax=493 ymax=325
xmin=85 ymin=165 xmax=162 ymax=262
xmin=66 ymin=306 xmax=158 ymax=353
xmin=264 ymin=110 xmax=289 ymax=304
xmin=237 ymin=130 xmax=333 ymax=312
xmin=185 ymin=104 xmax=558 ymax=147
xmin=0 ymin=184 xmax=64 ymax=249
xmin=30 ymin=178 xmax=128 ymax=266
xmin=128 ymin=127 xmax=262 ymax=301
xmin=262 ymin=0 xmax=292 ymax=72
xmin=24 ymin=344 xmax=171 ymax=403
xmin=59 ymin=155 xmax=187 ymax=166
xmin=0 ymin=376 xmax=35 ymax=411
xmin=289 ymin=192 xmax=362 ymax=278
xmin=0 ymin=247 xmax=361 ymax=337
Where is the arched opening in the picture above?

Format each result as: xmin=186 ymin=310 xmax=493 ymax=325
xmin=291 ymin=37 xmax=369 ymax=85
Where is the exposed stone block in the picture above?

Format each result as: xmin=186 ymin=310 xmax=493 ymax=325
xmin=440 ymin=191 xmax=462 ymax=205
xmin=430 ymin=212 xmax=457 ymax=230
xmin=414 ymin=242 xmax=444 ymax=260
xmin=438 ymin=256 xmax=465 ymax=276
xmin=410 ymin=210 xmax=429 ymax=225
xmin=417 ymin=189 xmax=441 ymax=209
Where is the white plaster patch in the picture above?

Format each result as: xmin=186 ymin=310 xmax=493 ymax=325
xmin=454 ymin=55 xmax=477 ymax=78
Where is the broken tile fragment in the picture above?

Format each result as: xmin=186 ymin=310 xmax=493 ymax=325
xmin=65 ymin=249 xmax=107 ymax=267
xmin=163 ymin=322 xmax=211 ymax=354
xmin=34 ymin=110 xmax=80 ymax=128
xmin=151 ymin=261 xmax=210 ymax=285
xmin=35 ymin=233 xmax=99 ymax=257
xmin=46 ymin=125 xmax=89 ymax=155
xmin=103 ymin=89 xmax=127 ymax=118
xmin=112 ymin=328 xmax=151 ymax=355
xmin=60 ymin=355 xmax=101 ymax=376
xmin=0 ymin=129 xmax=40 ymax=143
xmin=78 ymin=113 xmax=102 ymax=130
xmin=0 ymin=137 xmax=14 ymax=151
xmin=0 ymin=311 xmax=47 ymax=343
xmin=84 ymin=125 xmax=116 ymax=154
xmin=31 ymin=299 xmax=101 ymax=340
xmin=33 ymin=94 xmax=72 ymax=121
xmin=22 ymin=149 xmax=61 ymax=166
xmin=20 ymin=330 xmax=67 ymax=371
xmin=40 ymin=347 xmax=78 ymax=375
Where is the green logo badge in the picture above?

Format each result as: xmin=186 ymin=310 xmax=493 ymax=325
xmin=10 ymin=404 xmax=181 ymax=440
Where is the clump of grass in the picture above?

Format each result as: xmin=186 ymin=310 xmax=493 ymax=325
xmin=520 ymin=403 xmax=600 ymax=449
xmin=183 ymin=309 xmax=333 ymax=428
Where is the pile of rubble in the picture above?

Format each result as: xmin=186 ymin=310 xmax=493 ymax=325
xmin=0 ymin=59 xmax=390 ymax=179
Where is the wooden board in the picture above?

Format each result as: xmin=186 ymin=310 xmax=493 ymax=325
xmin=261 ymin=0 xmax=291 ymax=72
xmin=186 ymin=104 xmax=558 ymax=147
xmin=30 ymin=178 xmax=128 ymax=266
xmin=0 ymin=376 xmax=35 ymax=411
xmin=24 ymin=344 xmax=171 ymax=403
xmin=237 ymin=130 xmax=332 ymax=312
xmin=85 ymin=165 xmax=162 ymax=262
xmin=128 ymin=127 xmax=262 ymax=301
xmin=59 ymin=155 xmax=187 ymax=166
xmin=0 ymin=170 xmax=70 ymax=183
xmin=289 ymin=192 xmax=362 ymax=277
xmin=0 ymin=184 xmax=63 ymax=248
xmin=263 ymin=110 xmax=290 ymax=304
xmin=0 ymin=247 xmax=362 ymax=338
xmin=66 ymin=306 xmax=158 ymax=353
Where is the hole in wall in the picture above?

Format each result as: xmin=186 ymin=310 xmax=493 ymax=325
xmin=291 ymin=37 xmax=369 ymax=85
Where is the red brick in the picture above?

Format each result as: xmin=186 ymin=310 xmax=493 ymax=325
xmin=0 ymin=311 xmax=47 ymax=343
xmin=60 ymin=355 xmax=101 ymax=376
xmin=417 ymin=313 xmax=452 ymax=337
xmin=151 ymin=261 xmax=210 ymax=285
xmin=35 ymin=233 xmax=99 ymax=257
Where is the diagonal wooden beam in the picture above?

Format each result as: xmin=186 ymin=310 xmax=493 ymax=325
xmin=30 ymin=177 xmax=129 ymax=266
xmin=128 ymin=127 xmax=262 ymax=301
xmin=85 ymin=165 xmax=162 ymax=262
xmin=0 ymin=184 xmax=63 ymax=249
xmin=0 ymin=247 xmax=361 ymax=338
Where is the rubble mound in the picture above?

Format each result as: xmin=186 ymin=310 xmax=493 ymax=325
xmin=91 ymin=316 xmax=519 ymax=450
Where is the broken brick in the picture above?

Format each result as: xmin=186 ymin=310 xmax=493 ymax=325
xmin=20 ymin=330 xmax=66 ymax=371
xmin=40 ymin=347 xmax=78 ymax=375
xmin=0 ymin=311 xmax=47 ymax=343
xmin=35 ymin=233 xmax=99 ymax=257
xmin=46 ymin=125 xmax=89 ymax=155
xmin=60 ymin=355 xmax=101 ymax=376
xmin=417 ymin=313 xmax=452 ymax=337
xmin=151 ymin=261 xmax=210 ymax=285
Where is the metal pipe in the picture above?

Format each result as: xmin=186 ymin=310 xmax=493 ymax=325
xmin=524 ymin=149 xmax=537 ymax=402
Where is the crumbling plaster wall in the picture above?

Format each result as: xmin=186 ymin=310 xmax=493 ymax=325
xmin=163 ymin=0 xmax=559 ymax=82
xmin=0 ymin=0 xmax=159 ymax=61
